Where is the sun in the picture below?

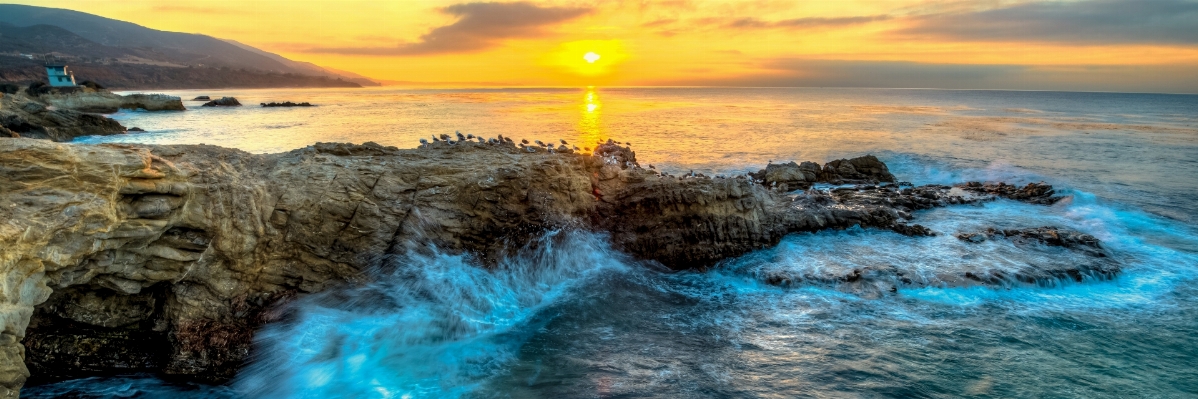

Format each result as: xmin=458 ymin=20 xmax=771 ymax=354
xmin=584 ymin=52 xmax=601 ymax=63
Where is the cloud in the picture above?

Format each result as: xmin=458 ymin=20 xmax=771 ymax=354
xmin=303 ymin=2 xmax=591 ymax=56
xmin=723 ymin=15 xmax=891 ymax=30
xmin=897 ymin=0 xmax=1198 ymax=45
xmin=648 ymin=58 xmax=1198 ymax=93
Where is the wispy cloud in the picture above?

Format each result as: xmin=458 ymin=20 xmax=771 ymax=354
xmin=723 ymin=15 xmax=891 ymax=30
xmin=897 ymin=0 xmax=1198 ymax=45
xmin=302 ymin=2 xmax=591 ymax=56
xmin=649 ymin=58 xmax=1198 ymax=93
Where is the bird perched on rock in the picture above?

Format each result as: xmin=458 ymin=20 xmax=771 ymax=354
xmin=432 ymin=136 xmax=440 ymax=142
xmin=649 ymin=164 xmax=655 ymax=169
xmin=440 ymin=134 xmax=450 ymax=140
xmin=573 ymin=146 xmax=580 ymax=151
xmin=560 ymin=139 xmax=568 ymax=145
xmin=467 ymin=133 xmax=475 ymax=139
xmin=547 ymin=143 xmax=556 ymax=150
xmin=505 ymin=137 xmax=514 ymax=143
xmin=477 ymin=137 xmax=484 ymax=143
xmin=456 ymin=132 xmax=466 ymax=141
xmin=522 ymin=139 xmax=529 ymax=144
xmin=498 ymin=134 xmax=505 ymax=142
xmin=419 ymin=138 xmax=428 ymax=146
xmin=526 ymin=146 xmax=536 ymax=153
xmin=447 ymin=140 xmax=456 ymax=145
xmin=535 ymin=140 xmax=545 ymax=146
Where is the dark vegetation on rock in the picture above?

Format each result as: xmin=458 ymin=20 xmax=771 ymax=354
xmin=0 ymin=137 xmax=1103 ymax=396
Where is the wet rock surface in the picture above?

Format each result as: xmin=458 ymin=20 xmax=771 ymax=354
xmin=0 ymin=137 xmax=1103 ymax=396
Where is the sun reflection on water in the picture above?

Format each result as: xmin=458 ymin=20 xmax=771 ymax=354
xmin=579 ymin=87 xmax=603 ymax=146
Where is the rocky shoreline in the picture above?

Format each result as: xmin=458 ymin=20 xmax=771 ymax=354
xmin=0 ymin=86 xmax=183 ymax=142
xmin=0 ymin=137 xmax=1103 ymax=396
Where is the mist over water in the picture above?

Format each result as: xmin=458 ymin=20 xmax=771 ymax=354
xmin=27 ymin=88 xmax=1198 ymax=398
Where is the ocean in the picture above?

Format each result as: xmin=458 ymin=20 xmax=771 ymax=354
xmin=27 ymin=87 xmax=1198 ymax=398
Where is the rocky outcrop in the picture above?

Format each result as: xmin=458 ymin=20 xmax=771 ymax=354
xmin=0 ymin=138 xmax=1084 ymax=396
xmin=201 ymin=97 xmax=241 ymax=107
xmin=750 ymin=154 xmax=896 ymax=190
xmin=191 ymin=96 xmax=211 ymax=101
xmin=0 ymin=92 xmax=126 ymax=141
xmin=33 ymin=88 xmax=185 ymax=113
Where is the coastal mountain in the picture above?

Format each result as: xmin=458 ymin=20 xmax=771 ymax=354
xmin=0 ymin=4 xmax=377 ymax=88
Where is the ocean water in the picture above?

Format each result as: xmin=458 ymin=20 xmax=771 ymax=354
xmin=27 ymin=88 xmax=1198 ymax=398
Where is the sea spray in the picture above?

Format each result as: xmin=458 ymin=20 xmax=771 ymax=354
xmin=233 ymin=230 xmax=634 ymax=399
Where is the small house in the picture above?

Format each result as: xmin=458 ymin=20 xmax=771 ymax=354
xmin=45 ymin=64 xmax=76 ymax=87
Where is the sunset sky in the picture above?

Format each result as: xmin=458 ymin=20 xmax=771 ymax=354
xmin=8 ymin=0 xmax=1198 ymax=92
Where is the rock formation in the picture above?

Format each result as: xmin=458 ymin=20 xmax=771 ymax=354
xmin=0 ymin=92 xmax=126 ymax=141
xmin=201 ymin=97 xmax=241 ymax=107
xmin=0 ymin=138 xmax=1084 ymax=396
xmin=36 ymin=90 xmax=185 ymax=113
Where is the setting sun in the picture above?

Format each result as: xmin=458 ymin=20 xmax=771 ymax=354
xmin=584 ymin=52 xmax=600 ymax=64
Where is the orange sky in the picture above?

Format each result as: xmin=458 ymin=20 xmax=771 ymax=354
xmin=9 ymin=0 xmax=1198 ymax=91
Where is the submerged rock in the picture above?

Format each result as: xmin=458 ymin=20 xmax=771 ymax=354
xmin=201 ymin=97 xmax=241 ymax=107
xmin=0 ymin=138 xmax=1088 ymax=395
xmin=261 ymin=101 xmax=314 ymax=107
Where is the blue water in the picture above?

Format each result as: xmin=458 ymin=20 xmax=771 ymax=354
xmin=28 ymin=88 xmax=1198 ymax=398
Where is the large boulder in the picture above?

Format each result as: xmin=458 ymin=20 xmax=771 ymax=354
xmin=820 ymin=155 xmax=897 ymax=184
xmin=762 ymin=161 xmax=821 ymax=188
xmin=201 ymin=97 xmax=241 ymax=107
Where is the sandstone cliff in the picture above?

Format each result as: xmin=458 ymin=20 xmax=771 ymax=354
xmin=0 ymin=138 xmax=1083 ymax=396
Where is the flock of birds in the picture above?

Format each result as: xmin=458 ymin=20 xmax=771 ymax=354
xmin=420 ymin=131 xmax=594 ymax=154
xmin=418 ymin=133 xmax=772 ymax=183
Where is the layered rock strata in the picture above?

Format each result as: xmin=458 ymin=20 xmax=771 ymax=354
xmin=0 ymin=138 xmax=1082 ymax=396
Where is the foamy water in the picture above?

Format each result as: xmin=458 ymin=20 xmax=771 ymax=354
xmin=25 ymin=88 xmax=1198 ymax=398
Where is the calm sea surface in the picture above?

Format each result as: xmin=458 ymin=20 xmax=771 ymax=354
xmin=28 ymin=87 xmax=1198 ymax=398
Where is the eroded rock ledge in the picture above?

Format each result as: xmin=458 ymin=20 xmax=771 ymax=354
xmin=0 ymin=138 xmax=1078 ymax=396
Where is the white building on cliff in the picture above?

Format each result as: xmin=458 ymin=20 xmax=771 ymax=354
xmin=45 ymin=64 xmax=76 ymax=87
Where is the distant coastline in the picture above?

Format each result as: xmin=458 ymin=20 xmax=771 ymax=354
xmin=0 ymin=57 xmax=362 ymax=90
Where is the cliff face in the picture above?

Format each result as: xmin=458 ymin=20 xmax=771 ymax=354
xmin=0 ymin=138 xmax=1079 ymax=397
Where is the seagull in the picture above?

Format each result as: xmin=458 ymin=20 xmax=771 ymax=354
xmin=526 ymin=146 xmax=536 ymax=153
xmin=419 ymin=138 xmax=428 ymax=146
xmin=498 ymin=134 xmax=505 ymax=142
xmin=440 ymin=134 xmax=450 ymax=141
xmin=535 ymin=140 xmax=544 ymax=146
xmin=447 ymin=139 xmax=456 ymax=145
xmin=456 ymin=132 xmax=466 ymax=141
xmin=522 ymin=139 xmax=529 ymax=144
xmin=477 ymin=137 xmax=484 ymax=143
xmin=649 ymin=164 xmax=655 ymax=169
xmin=467 ymin=134 xmax=474 ymax=139
xmin=573 ymin=146 xmax=580 ymax=151
xmin=560 ymin=139 xmax=568 ymax=145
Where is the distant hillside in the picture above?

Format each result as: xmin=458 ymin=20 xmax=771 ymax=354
xmin=0 ymin=57 xmax=360 ymax=90
xmin=0 ymin=4 xmax=376 ymax=88
xmin=221 ymin=39 xmax=380 ymax=86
